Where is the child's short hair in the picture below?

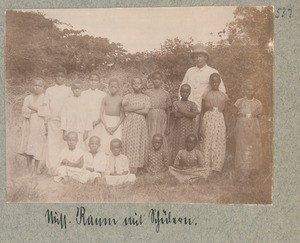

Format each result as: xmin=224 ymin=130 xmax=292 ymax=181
xmin=67 ymin=131 xmax=78 ymax=140
xmin=148 ymin=71 xmax=163 ymax=80
xmin=186 ymin=134 xmax=197 ymax=142
xmin=71 ymin=81 xmax=82 ymax=90
xmin=180 ymin=84 xmax=191 ymax=91
xmin=108 ymin=78 xmax=119 ymax=86
xmin=55 ymin=66 xmax=67 ymax=75
xmin=209 ymin=73 xmax=221 ymax=82
xmin=153 ymin=133 xmax=163 ymax=141
xmin=131 ymin=77 xmax=142 ymax=84
xmin=242 ymin=79 xmax=254 ymax=88
xmin=89 ymin=136 xmax=101 ymax=144
xmin=31 ymin=77 xmax=45 ymax=85
xmin=110 ymin=138 xmax=122 ymax=148
xmin=89 ymin=73 xmax=100 ymax=80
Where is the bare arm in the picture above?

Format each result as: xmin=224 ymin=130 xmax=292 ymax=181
xmin=134 ymin=108 xmax=149 ymax=115
xmin=173 ymin=111 xmax=184 ymax=118
xmin=177 ymin=106 xmax=198 ymax=118
xmin=28 ymin=104 xmax=38 ymax=112
xmin=123 ymin=103 xmax=145 ymax=112
xmin=172 ymin=102 xmax=183 ymax=118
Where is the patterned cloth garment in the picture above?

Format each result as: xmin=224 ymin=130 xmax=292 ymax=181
xmin=201 ymin=90 xmax=228 ymax=172
xmin=172 ymin=100 xmax=199 ymax=159
xmin=122 ymin=93 xmax=151 ymax=168
xmin=145 ymin=148 xmax=168 ymax=174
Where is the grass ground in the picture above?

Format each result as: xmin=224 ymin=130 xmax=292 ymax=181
xmin=6 ymin=103 xmax=272 ymax=204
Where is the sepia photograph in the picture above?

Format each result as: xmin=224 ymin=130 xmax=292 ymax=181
xmin=5 ymin=6 xmax=273 ymax=204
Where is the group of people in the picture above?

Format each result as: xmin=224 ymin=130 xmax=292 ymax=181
xmin=18 ymin=44 xmax=263 ymax=186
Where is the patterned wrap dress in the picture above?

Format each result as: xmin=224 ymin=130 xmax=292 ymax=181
xmin=234 ymin=97 xmax=262 ymax=171
xmin=144 ymin=88 xmax=172 ymax=149
xmin=122 ymin=93 xmax=151 ymax=168
xmin=169 ymin=149 xmax=208 ymax=182
xmin=201 ymin=90 xmax=228 ymax=172
xmin=145 ymin=148 xmax=168 ymax=175
xmin=19 ymin=93 xmax=48 ymax=161
xmin=172 ymin=100 xmax=199 ymax=159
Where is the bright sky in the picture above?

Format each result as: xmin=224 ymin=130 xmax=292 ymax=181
xmin=26 ymin=7 xmax=236 ymax=53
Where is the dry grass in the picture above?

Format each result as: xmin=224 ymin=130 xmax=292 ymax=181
xmin=6 ymin=99 xmax=272 ymax=204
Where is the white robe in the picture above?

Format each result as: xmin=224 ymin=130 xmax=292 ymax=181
xmin=44 ymin=84 xmax=71 ymax=174
xmin=83 ymin=151 xmax=107 ymax=173
xmin=56 ymin=147 xmax=95 ymax=183
xmin=105 ymin=154 xmax=136 ymax=186
xmin=81 ymin=89 xmax=106 ymax=140
xmin=61 ymin=95 xmax=92 ymax=149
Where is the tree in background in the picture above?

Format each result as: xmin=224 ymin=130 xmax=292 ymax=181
xmin=6 ymin=7 xmax=273 ymax=117
xmin=209 ymin=6 xmax=273 ymax=115
xmin=5 ymin=10 xmax=126 ymax=83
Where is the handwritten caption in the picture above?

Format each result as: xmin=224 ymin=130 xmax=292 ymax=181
xmin=275 ymin=7 xmax=293 ymax=18
xmin=45 ymin=207 xmax=197 ymax=233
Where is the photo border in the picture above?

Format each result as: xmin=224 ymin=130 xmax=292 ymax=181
xmin=0 ymin=0 xmax=299 ymax=242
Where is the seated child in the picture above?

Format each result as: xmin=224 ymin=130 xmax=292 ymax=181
xmin=54 ymin=132 xmax=91 ymax=183
xmin=145 ymin=133 xmax=168 ymax=175
xmin=105 ymin=139 xmax=136 ymax=186
xmin=169 ymin=134 xmax=209 ymax=183
xmin=83 ymin=136 xmax=107 ymax=180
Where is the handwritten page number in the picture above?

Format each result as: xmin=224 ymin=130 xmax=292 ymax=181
xmin=275 ymin=8 xmax=293 ymax=18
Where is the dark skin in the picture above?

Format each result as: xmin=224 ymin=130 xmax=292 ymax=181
xmin=25 ymin=79 xmax=45 ymax=175
xmin=62 ymin=84 xmax=88 ymax=142
xmin=174 ymin=84 xmax=200 ymax=119
xmin=186 ymin=135 xmax=197 ymax=152
xmin=89 ymin=75 xmax=100 ymax=90
xmin=173 ymin=135 xmax=198 ymax=169
xmin=27 ymin=79 xmax=48 ymax=135
xmin=54 ymin=72 xmax=66 ymax=86
xmin=85 ymin=137 xmax=100 ymax=172
xmin=109 ymin=141 xmax=128 ymax=176
xmin=198 ymin=75 xmax=230 ymax=140
xmin=152 ymin=135 xmax=163 ymax=151
xmin=230 ymin=84 xmax=260 ymax=136
xmin=61 ymin=132 xmax=83 ymax=168
xmin=28 ymin=79 xmax=44 ymax=111
xmin=123 ymin=78 xmax=149 ymax=115
xmin=146 ymin=135 xmax=168 ymax=173
xmin=150 ymin=73 xmax=171 ymax=135
xmin=95 ymin=81 xmax=125 ymax=135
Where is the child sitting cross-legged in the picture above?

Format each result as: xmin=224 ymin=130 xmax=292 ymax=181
xmin=105 ymin=139 xmax=136 ymax=186
xmin=169 ymin=134 xmax=209 ymax=183
xmin=54 ymin=132 xmax=96 ymax=183
xmin=82 ymin=136 xmax=107 ymax=182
